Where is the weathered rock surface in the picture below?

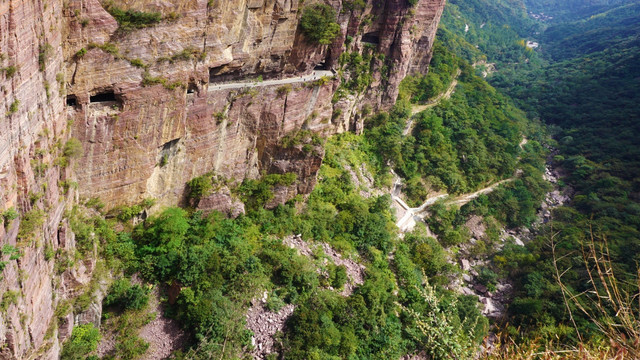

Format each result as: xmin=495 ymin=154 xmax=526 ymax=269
xmin=63 ymin=0 xmax=447 ymax=209
xmin=196 ymin=186 xmax=245 ymax=217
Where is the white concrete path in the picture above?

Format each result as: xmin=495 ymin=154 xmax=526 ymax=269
xmin=208 ymin=70 xmax=334 ymax=92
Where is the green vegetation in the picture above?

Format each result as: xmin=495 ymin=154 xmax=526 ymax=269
xmin=103 ymin=278 xmax=150 ymax=311
xmin=2 ymin=65 xmax=17 ymax=77
xmin=280 ymin=129 xmax=323 ymax=149
xmin=7 ymin=99 xmax=19 ymax=116
xmin=0 ymin=290 xmax=19 ymax=312
xmin=129 ymin=58 xmax=145 ymax=68
xmin=103 ymin=2 xmax=162 ymax=31
xmin=276 ymin=84 xmax=292 ymax=97
xmin=400 ymin=42 xmax=460 ymax=103
xmin=17 ymin=209 xmax=44 ymax=243
xmin=343 ymin=0 xmax=366 ymax=12
xmin=88 ymin=128 xmax=490 ymax=358
xmin=38 ymin=43 xmax=53 ymax=71
xmin=2 ymin=207 xmax=18 ymax=227
xmin=439 ymin=0 xmax=640 ymax=353
xmin=142 ymin=72 xmax=185 ymax=90
xmin=60 ymin=324 xmax=101 ymax=360
xmin=299 ymin=4 xmax=341 ymax=45
xmin=63 ymin=138 xmax=84 ymax=158
xmin=186 ymin=174 xmax=214 ymax=203
xmin=0 ymin=245 xmax=21 ymax=274
xmin=36 ymin=0 xmax=635 ymax=357
xmin=75 ymin=48 xmax=87 ymax=58
xmin=236 ymin=173 xmax=297 ymax=211
xmin=88 ymin=42 xmax=119 ymax=57
xmin=338 ymin=51 xmax=374 ymax=93
xmin=366 ymin=40 xmax=547 ymax=209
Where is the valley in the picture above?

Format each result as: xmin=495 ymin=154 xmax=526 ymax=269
xmin=0 ymin=0 xmax=638 ymax=358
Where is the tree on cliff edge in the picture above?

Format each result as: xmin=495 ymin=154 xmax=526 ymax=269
xmin=299 ymin=4 xmax=341 ymax=45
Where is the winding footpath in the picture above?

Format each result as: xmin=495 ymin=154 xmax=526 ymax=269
xmin=403 ymin=69 xmax=462 ymax=136
xmin=208 ymin=70 xmax=334 ymax=92
xmin=392 ymin=68 xmax=528 ymax=232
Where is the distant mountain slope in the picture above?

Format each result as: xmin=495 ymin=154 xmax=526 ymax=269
xmin=524 ymin=0 xmax=634 ymax=22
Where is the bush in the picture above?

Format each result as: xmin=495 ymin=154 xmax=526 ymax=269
xmin=477 ymin=267 xmax=498 ymax=292
xmin=4 ymin=65 xmax=17 ymax=77
xmin=38 ymin=43 xmax=53 ymax=71
xmin=329 ymin=264 xmax=348 ymax=289
xmin=299 ymin=4 xmax=341 ymax=45
xmin=116 ymin=204 xmax=143 ymax=222
xmin=17 ymin=209 xmax=44 ymax=242
xmin=129 ymin=58 xmax=145 ymax=68
xmin=75 ymin=48 xmax=87 ymax=58
xmin=104 ymin=3 xmax=162 ymax=30
xmin=265 ymin=292 xmax=286 ymax=312
xmin=60 ymin=324 xmax=101 ymax=360
xmin=7 ymin=99 xmax=19 ymax=115
xmin=103 ymin=278 xmax=150 ymax=311
xmin=0 ymin=290 xmax=19 ymax=311
xmin=277 ymin=84 xmax=292 ymax=97
xmin=187 ymin=174 xmax=214 ymax=203
xmin=2 ymin=207 xmax=18 ymax=227
xmin=63 ymin=138 xmax=84 ymax=158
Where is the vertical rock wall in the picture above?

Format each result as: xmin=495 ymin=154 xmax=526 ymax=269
xmin=65 ymin=0 xmax=448 ymax=208
xmin=0 ymin=0 xmax=76 ymax=358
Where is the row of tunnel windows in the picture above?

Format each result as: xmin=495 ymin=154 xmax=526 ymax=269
xmin=66 ymin=84 xmax=198 ymax=107
xmin=65 ymin=31 xmax=382 ymax=108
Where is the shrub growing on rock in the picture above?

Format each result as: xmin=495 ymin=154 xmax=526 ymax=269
xmin=60 ymin=324 xmax=101 ymax=360
xmin=103 ymin=278 xmax=150 ymax=311
xmin=299 ymin=4 xmax=341 ymax=45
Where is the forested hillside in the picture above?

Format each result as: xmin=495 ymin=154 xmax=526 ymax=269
xmin=524 ymin=0 xmax=634 ymax=21
xmin=441 ymin=0 xmax=640 ymax=356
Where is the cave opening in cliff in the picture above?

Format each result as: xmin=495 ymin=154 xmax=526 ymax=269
xmin=66 ymin=95 xmax=77 ymax=107
xmin=187 ymin=82 xmax=197 ymax=94
xmin=90 ymin=91 xmax=117 ymax=103
xmin=362 ymin=31 xmax=380 ymax=45
xmin=314 ymin=60 xmax=327 ymax=70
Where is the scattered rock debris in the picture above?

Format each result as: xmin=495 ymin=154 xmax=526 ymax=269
xmin=96 ymin=286 xmax=188 ymax=360
xmin=138 ymin=287 xmax=188 ymax=360
xmin=246 ymin=297 xmax=296 ymax=360
xmin=283 ymin=234 xmax=365 ymax=296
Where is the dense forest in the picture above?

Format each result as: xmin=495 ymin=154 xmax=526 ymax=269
xmin=442 ymin=0 xmax=640 ymax=356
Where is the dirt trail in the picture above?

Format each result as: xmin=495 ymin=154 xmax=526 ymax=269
xmin=393 ymin=136 xmax=527 ymax=231
xmin=443 ymin=178 xmax=513 ymax=207
xmin=404 ymin=69 xmax=462 ymax=136
xmin=391 ymin=72 xmax=528 ymax=233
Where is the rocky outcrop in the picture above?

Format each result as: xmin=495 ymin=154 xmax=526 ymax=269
xmin=0 ymin=0 xmax=446 ymax=357
xmin=196 ymin=186 xmax=245 ymax=217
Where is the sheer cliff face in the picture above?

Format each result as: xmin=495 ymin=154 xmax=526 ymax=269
xmin=66 ymin=0 xmax=446 ymax=209
xmin=0 ymin=0 xmax=444 ymax=358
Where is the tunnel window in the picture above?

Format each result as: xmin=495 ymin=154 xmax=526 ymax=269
xmin=314 ymin=61 xmax=327 ymax=70
xmin=362 ymin=32 xmax=380 ymax=44
xmin=187 ymin=82 xmax=197 ymax=94
xmin=90 ymin=91 xmax=116 ymax=103
xmin=66 ymin=95 xmax=77 ymax=107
